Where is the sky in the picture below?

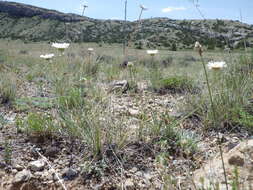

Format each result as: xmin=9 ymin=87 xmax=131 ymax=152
xmin=8 ymin=0 xmax=253 ymax=24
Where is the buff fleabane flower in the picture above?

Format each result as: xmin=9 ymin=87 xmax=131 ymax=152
xmin=147 ymin=50 xmax=158 ymax=56
xmin=127 ymin=61 xmax=134 ymax=68
xmin=79 ymin=77 xmax=87 ymax=82
xmin=52 ymin=43 xmax=70 ymax=52
xmin=87 ymin=48 xmax=94 ymax=52
xmin=40 ymin=53 xmax=54 ymax=61
xmin=194 ymin=41 xmax=203 ymax=56
xmin=194 ymin=41 xmax=202 ymax=49
xmin=207 ymin=61 xmax=227 ymax=70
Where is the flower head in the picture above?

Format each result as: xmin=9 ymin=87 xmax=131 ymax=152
xmin=194 ymin=41 xmax=203 ymax=56
xmin=194 ymin=41 xmax=202 ymax=49
xmin=147 ymin=50 xmax=158 ymax=56
xmin=207 ymin=61 xmax=227 ymax=70
xmin=52 ymin=43 xmax=70 ymax=50
xmin=87 ymin=48 xmax=94 ymax=52
xmin=127 ymin=61 xmax=134 ymax=67
xmin=140 ymin=4 xmax=148 ymax=10
xmin=40 ymin=53 xmax=54 ymax=60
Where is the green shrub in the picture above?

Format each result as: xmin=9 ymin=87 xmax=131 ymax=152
xmin=144 ymin=113 xmax=198 ymax=159
xmin=235 ymin=109 xmax=253 ymax=133
xmin=58 ymin=88 xmax=86 ymax=110
xmin=170 ymin=43 xmax=177 ymax=51
xmin=156 ymin=76 xmax=197 ymax=94
xmin=20 ymin=112 xmax=56 ymax=140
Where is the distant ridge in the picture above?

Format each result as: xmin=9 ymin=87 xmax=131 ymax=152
xmin=0 ymin=1 xmax=253 ymax=49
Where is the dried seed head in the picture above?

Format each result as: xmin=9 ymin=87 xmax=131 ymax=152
xmin=194 ymin=41 xmax=202 ymax=49
xmin=194 ymin=41 xmax=203 ymax=56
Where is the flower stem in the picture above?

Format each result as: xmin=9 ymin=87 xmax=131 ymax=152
xmin=200 ymin=55 xmax=229 ymax=190
xmin=200 ymin=56 xmax=216 ymax=122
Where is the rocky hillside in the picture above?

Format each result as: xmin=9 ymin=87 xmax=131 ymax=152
xmin=1 ymin=1 xmax=253 ymax=49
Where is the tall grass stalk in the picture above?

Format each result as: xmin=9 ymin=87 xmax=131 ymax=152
xmin=196 ymin=44 xmax=229 ymax=190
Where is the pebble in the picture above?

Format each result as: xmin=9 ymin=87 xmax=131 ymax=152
xmin=13 ymin=169 xmax=32 ymax=183
xmin=124 ymin=178 xmax=134 ymax=188
xmin=62 ymin=168 xmax=78 ymax=180
xmin=29 ymin=159 xmax=46 ymax=171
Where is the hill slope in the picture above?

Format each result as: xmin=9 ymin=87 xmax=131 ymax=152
xmin=0 ymin=1 xmax=253 ymax=49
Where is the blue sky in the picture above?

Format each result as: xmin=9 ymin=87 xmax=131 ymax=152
xmin=10 ymin=0 xmax=253 ymax=24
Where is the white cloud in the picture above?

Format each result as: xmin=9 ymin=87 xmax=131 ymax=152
xmin=162 ymin=7 xmax=186 ymax=13
xmin=110 ymin=17 xmax=120 ymax=20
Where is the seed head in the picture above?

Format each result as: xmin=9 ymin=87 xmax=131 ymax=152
xmin=194 ymin=41 xmax=203 ymax=56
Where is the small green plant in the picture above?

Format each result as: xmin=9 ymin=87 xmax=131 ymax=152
xmin=178 ymin=130 xmax=198 ymax=155
xmin=0 ymin=73 xmax=17 ymax=104
xmin=3 ymin=139 xmax=12 ymax=165
xmin=58 ymin=87 xmax=86 ymax=109
xmin=156 ymin=76 xmax=196 ymax=94
xmin=81 ymin=56 xmax=100 ymax=77
xmin=235 ymin=109 xmax=253 ymax=133
xmin=0 ymin=113 xmax=7 ymax=129
xmin=231 ymin=167 xmax=240 ymax=190
xmin=22 ymin=112 xmax=56 ymax=139
xmin=171 ymin=43 xmax=177 ymax=51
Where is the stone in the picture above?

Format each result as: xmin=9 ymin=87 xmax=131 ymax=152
xmin=110 ymin=80 xmax=129 ymax=93
xmin=13 ymin=169 xmax=32 ymax=183
xmin=34 ymin=171 xmax=43 ymax=177
xmin=13 ymin=164 xmax=23 ymax=171
xmin=169 ymin=111 xmax=184 ymax=118
xmin=144 ymin=172 xmax=152 ymax=180
xmin=128 ymin=108 xmax=139 ymax=117
xmin=194 ymin=139 xmax=253 ymax=189
xmin=12 ymin=169 xmax=18 ymax=174
xmin=228 ymin=154 xmax=244 ymax=166
xmin=62 ymin=168 xmax=78 ymax=180
xmin=135 ymin=171 xmax=143 ymax=177
xmin=29 ymin=159 xmax=45 ymax=171
xmin=44 ymin=146 xmax=60 ymax=157
xmin=0 ymin=171 xmax=5 ymax=178
xmin=124 ymin=178 xmax=134 ymax=188
xmin=130 ymin=167 xmax=138 ymax=173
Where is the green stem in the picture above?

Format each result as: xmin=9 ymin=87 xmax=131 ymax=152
xmin=200 ymin=56 xmax=216 ymax=123
xmin=200 ymin=55 xmax=229 ymax=190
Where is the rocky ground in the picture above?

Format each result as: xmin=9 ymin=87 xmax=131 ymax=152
xmin=0 ymin=79 xmax=252 ymax=190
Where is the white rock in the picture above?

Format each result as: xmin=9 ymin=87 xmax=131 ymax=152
xmin=125 ymin=178 xmax=134 ymax=187
xmin=29 ymin=159 xmax=45 ymax=171
xmin=13 ymin=169 xmax=32 ymax=183
xmin=128 ymin=108 xmax=139 ymax=117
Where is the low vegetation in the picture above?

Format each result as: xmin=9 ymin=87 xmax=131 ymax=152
xmin=0 ymin=39 xmax=253 ymax=189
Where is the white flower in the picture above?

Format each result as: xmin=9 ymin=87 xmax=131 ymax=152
xmin=194 ymin=41 xmax=202 ymax=49
xmin=79 ymin=77 xmax=87 ymax=82
xmin=40 ymin=53 xmax=54 ymax=60
xmin=88 ymin=48 xmax=94 ymax=52
xmin=127 ymin=62 xmax=134 ymax=67
xmin=52 ymin=43 xmax=70 ymax=50
xmin=207 ymin=61 xmax=227 ymax=70
xmin=147 ymin=50 xmax=158 ymax=56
